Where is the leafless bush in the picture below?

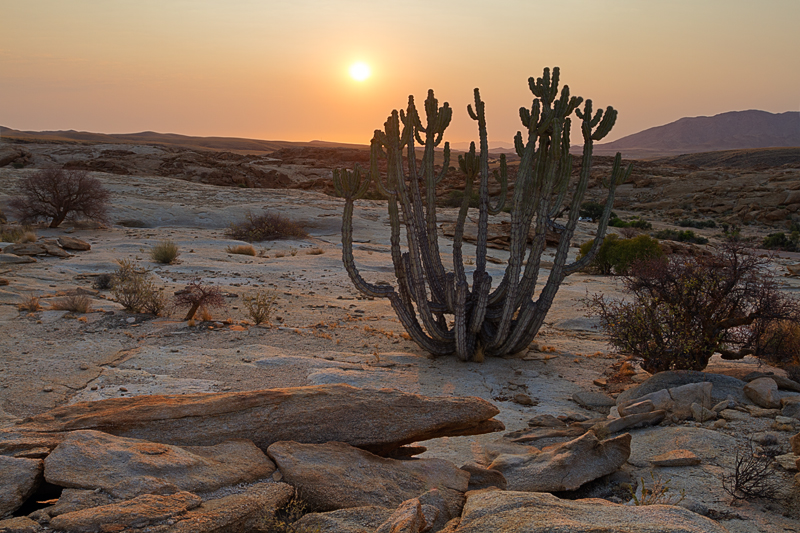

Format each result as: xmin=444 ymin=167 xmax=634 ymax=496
xmin=173 ymin=279 xmax=226 ymax=321
xmin=227 ymin=211 xmax=308 ymax=242
xmin=50 ymin=294 xmax=92 ymax=313
xmin=721 ymin=439 xmax=781 ymax=500
xmin=243 ymin=290 xmax=278 ymax=325
xmin=9 ymin=168 xmax=110 ymax=228
xmin=630 ymin=472 xmax=685 ymax=506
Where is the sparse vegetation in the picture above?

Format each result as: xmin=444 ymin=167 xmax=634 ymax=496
xmin=150 ymin=240 xmax=180 ymax=264
xmin=173 ymin=279 xmax=226 ymax=321
xmin=18 ymin=295 xmax=41 ymax=312
xmin=258 ymin=494 xmax=319 ymax=533
xmin=442 ymin=189 xmax=480 ymax=209
xmin=1 ymin=225 xmax=35 ymax=243
xmin=677 ymin=218 xmax=717 ymax=229
xmin=609 ymin=215 xmax=652 ymax=230
xmin=50 ymin=294 xmax=92 ymax=313
xmin=630 ymin=472 xmax=685 ymax=506
xmin=9 ymin=168 xmax=110 ymax=228
xmin=93 ymin=273 xmax=114 ymax=290
xmin=762 ymin=231 xmax=800 ymax=252
xmin=305 ymin=247 xmax=324 ymax=255
xmin=579 ymin=201 xmax=615 ymax=222
xmin=588 ymin=243 xmax=800 ymax=373
xmin=111 ymin=259 xmax=167 ymax=314
xmin=721 ymin=439 xmax=781 ymax=501
xmin=578 ymin=234 xmax=663 ymax=275
xmin=243 ymin=290 xmax=279 ymax=325
xmin=227 ymin=211 xmax=308 ymax=242
xmin=654 ymin=229 xmax=708 ymax=245
xmin=226 ymin=244 xmax=257 ymax=256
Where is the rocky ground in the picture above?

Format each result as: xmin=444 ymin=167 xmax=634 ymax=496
xmin=1 ymin=149 xmax=800 ymax=532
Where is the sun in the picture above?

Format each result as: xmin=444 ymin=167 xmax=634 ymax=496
xmin=349 ymin=62 xmax=371 ymax=82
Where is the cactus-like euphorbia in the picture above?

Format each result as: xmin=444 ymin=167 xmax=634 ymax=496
xmin=336 ymin=67 xmax=631 ymax=361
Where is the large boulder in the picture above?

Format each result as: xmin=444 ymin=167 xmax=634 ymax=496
xmin=267 ymin=440 xmax=469 ymax=511
xmin=743 ymin=377 xmax=781 ymax=409
xmin=616 ymin=371 xmax=749 ymax=406
xmin=43 ymin=430 xmax=275 ymax=497
xmin=293 ymin=506 xmax=395 ymax=533
xmin=450 ymin=490 xmax=729 ymax=532
xmin=7 ymin=384 xmax=503 ymax=456
xmin=488 ymin=431 xmax=631 ymax=492
xmin=0 ymin=456 xmax=42 ymax=518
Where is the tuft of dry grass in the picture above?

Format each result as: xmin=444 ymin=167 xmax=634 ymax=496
xmin=150 ymin=240 xmax=179 ymax=264
xmin=226 ymin=244 xmax=257 ymax=256
xmin=50 ymin=294 xmax=92 ymax=313
xmin=243 ymin=290 xmax=278 ymax=325
xmin=18 ymin=294 xmax=41 ymax=312
xmin=306 ymin=247 xmax=324 ymax=255
xmin=17 ymin=231 xmax=37 ymax=243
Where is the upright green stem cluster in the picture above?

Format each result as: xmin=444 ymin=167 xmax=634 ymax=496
xmin=336 ymin=67 xmax=632 ymax=361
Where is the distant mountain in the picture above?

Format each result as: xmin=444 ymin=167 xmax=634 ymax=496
xmin=588 ymin=110 xmax=800 ymax=160
xmin=0 ymin=127 xmax=367 ymax=155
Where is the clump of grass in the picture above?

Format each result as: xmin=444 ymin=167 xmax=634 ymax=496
xmin=1 ymin=225 xmax=35 ymax=243
xmin=50 ymin=294 xmax=92 ymax=313
xmin=226 ymin=244 xmax=257 ymax=256
xmin=654 ymin=229 xmax=708 ymax=245
xmin=18 ymin=294 xmax=41 ymax=312
xmin=243 ymin=290 xmax=278 ymax=325
xmin=630 ymin=472 xmax=685 ymax=506
xmin=305 ymin=247 xmax=324 ymax=255
xmin=150 ymin=240 xmax=180 ymax=264
xmin=93 ymin=273 xmax=114 ymax=290
xmin=17 ymin=231 xmax=37 ymax=243
xmin=227 ymin=211 xmax=308 ymax=242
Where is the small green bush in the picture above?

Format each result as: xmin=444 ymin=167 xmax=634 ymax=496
xmin=150 ymin=240 xmax=180 ymax=264
xmin=762 ymin=231 xmax=800 ymax=252
xmin=609 ymin=216 xmax=652 ymax=230
xmin=654 ymin=229 xmax=708 ymax=245
xmin=677 ymin=218 xmax=716 ymax=229
xmin=228 ymin=212 xmax=308 ymax=242
xmin=579 ymin=201 xmax=615 ymax=222
xmin=441 ymin=189 xmax=480 ymax=208
xmin=579 ymin=234 xmax=664 ymax=275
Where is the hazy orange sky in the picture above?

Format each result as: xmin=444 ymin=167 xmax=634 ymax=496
xmin=2 ymin=1 xmax=798 ymax=146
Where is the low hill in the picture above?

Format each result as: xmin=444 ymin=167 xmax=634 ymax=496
xmin=0 ymin=126 xmax=367 ymax=155
xmin=653 ymin=147 xmax=800 ymax=169
xmin=588 ymin=110 xmax=800 ymax=159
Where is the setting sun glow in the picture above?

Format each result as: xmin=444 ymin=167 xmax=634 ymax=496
xmin=349 ymin=62 xmax=371 ymax=82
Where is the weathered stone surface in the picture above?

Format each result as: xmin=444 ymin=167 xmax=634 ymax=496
xmin=508 ymin=425 xmax=585 ymax=443
xmin=451 ymin=490 xmax=729 ymax=533
xmin=373 ymin=489 xmax=462 ymax=533
xmin=44 ymin=430 xmax=275 ymax=497
xmin=148 ymin=482 xmax=294 ymax=533
xmin=38 ymin=240 xmax=70 ymax=258
xmin=720 ymin=409 xmax=750 ymax=421
xmin=744 ymin=372 xmax=800 ymax=392
xmin=267 ymin=441 xmax=469 ymax=511
xmin=1 ymin=243 xmax=47 ymax=256
xmin=294 ymin=506 xmax=394 ymax=533
xmin=48 ymin=491 xmax=202 ymax=533
xmin=790 ymin=432 xmax=800 ymax=456
xmin=12 ymin=385 xmax=503 ymax=456
xmin=0 ymin=254 xmax=36 ymax=264
xmin=57 ymin=236 xmax=91 ymax=251
xmin=375 ymin=498 xmax=426 ymax=533
xmin=572 ymin=391 xmax=616 ymax=412
xmin=618 ymin=399 xmax=655 ymax=417
xmin=0 ymin=456 xmax=42 ymax=518
xmin=691 ymin=402 xmax=717 ymax=422
xmin=744 ymin=377 xmax=781 ymax=409
xmin=591 ymin=411 xmax=666 ymax=437
xmin=652 ymin=449 xmax=702 ymax=467
xmin=776 ymin=453 xmax=798 ymax=471
xmin=28 ymin=489 xmax=113 ymax=522
xmin=527 ymin=414 xmax=565 ymax=427
xmin=617 ymin=371 xmax=748 ymax=406
xmin=620 ymin=388 xmax=672 ymax=412
xmin=488 ymin=431 xmax=631 ymax=492
xmin=668 ymin=383 xmax=713 ymax=419
xmin=460 ymin=462 xmax=507 ymax=491
xmin=744 ymin=405 xmax=781 ymax=418
xmin=0 ymin=516 xmax=40 ymax=533
xmin=782 ymin=397 xmax=800 ymax=419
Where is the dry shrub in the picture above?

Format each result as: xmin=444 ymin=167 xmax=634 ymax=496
xmin=150 ymin=240 xmax=179 ymax=264
xmin=752 ymin=320 xmax=800 ymax=369
xmin=226 ymin=244 xmax=257 ymax=256
xmin=18 ymin=295 xmax=41 ymax=312
xmin=17 ymin=231 xmax=37 ymax=243
xmin=50 ymin=294 xmax=92 ymax=313
xmin=306 ymin=247 xmax=324 ymax=255
xmin=111 ymin=259 xmax=167 ymax=314
xmin=9 ymin=168 xmax=110 ymax=228
xmin=1 ymin=225 xmax=34 ymax=243
xmin=173 ymin=279 xmax=226 ymax=321
xmin=243 ymin=290 xmax=278 ymax=325
xmin=721 ymin=439 xmax=781 ymax=500
xmin=630 ymin=472 xmax=685 ymax=506
xmin=227 ymin=211 xmax=308 ymax=242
